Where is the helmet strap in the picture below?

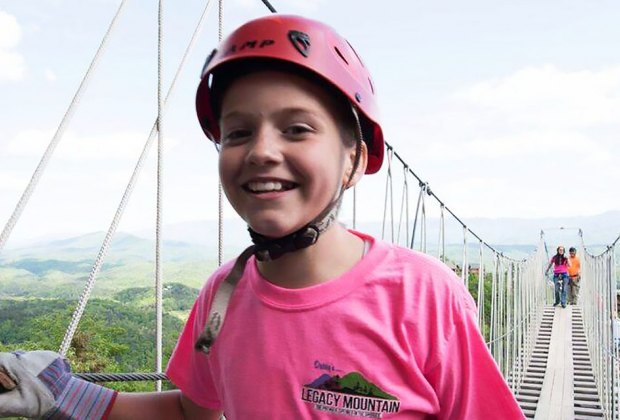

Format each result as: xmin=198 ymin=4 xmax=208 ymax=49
xmin=248 ymin=200 xmax=340 ymax=261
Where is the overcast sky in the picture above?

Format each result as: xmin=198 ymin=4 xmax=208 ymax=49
xmin=1 ymin=0 xmax=619 ymax=245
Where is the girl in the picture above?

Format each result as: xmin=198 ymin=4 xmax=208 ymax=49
xmin=546 ymin=245 xmax=571 ymax=308
xmin=0 ymin=14 xmax=524 ymax=419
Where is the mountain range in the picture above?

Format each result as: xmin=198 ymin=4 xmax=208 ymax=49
xmin=0 ymin=211 xmax=617 ymax=298
xmin=2 ymin=210 xmax=617 ymax=264
xmin=130 ymin=210 xmax=619 ymax=249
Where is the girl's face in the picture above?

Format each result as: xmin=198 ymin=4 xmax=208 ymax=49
xmin=218 ymin=70 xmax=365 ymax=238
xmin=558 ymin=247 xmax=565 ymax=254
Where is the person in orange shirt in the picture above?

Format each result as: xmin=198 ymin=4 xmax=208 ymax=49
xmin=567 ymin=247 xmax=581 ymax=305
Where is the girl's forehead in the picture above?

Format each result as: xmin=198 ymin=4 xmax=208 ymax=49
xmin=221 ymin=70 xmax=345 ymax=120
xmin=224 ymin=70 xmax=320 ymax=97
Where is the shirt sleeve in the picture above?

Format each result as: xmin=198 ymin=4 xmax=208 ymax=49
xmin=425 ymin=296 xmax=525 ymax=419
xmin=165 ymin=273 xmax=226 ymax=410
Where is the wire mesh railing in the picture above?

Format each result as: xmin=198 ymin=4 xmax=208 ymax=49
xmin=580 ymin=232 xmax=620 ymax=418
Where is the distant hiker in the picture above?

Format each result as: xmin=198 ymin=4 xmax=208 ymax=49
xmin=0 ymin=14 xmax=523 ymax=419
xmin=546 ymin=245 xmax=571 ymax=308
xmin=567 ymin=247 xmax=581 ymax=305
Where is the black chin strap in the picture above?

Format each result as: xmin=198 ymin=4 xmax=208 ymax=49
xmin=248 ymin=201 xmax=339 ymax=261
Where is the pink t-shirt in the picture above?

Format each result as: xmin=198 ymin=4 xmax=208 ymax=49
xmin=550 ymin=257 xmax=569 ymax=274
xmin=166 ymin=231 xmax=524 ymax=419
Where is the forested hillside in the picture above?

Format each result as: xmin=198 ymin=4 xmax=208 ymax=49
xmin=0 ymin=283 xmax=198 ymax=392
xmin=0 ymin=231 xmax=508 ymax=394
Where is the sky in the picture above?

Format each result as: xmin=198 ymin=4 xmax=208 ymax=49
xmin=1 ymin=0 xmax=619 ymax=245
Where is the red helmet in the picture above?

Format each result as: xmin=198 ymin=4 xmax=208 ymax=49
xmin=195 ymin=14 xmax=384 ymax=174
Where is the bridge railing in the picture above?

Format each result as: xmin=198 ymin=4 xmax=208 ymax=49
xmin=487 ymin=239 xmax=547 ymax=394
xmin=581 ymin=234 xmax=620 ymax=418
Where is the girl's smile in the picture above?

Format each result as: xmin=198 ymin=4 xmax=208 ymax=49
xmin=218 ymin=70 xmax=358 ymax=238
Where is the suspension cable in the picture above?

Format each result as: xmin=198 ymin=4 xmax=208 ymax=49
xmin=477 ymin=240 xmax=484 ymax=329
xmin=420 ymin=183 xmax=427 ymax=252
xmin=438 ymin=204 xmax=445 ymax=262
xmin=154 ymin=0 xmax=165 ymax=392
xmin=260 ymin=0 xmax=277 ymax=12
xmin=217 ymin=0 xmax=224 ymax=267
xmin=381 ymin=146 xmax=394 ymax=241
xmin=387 ymin=142 xmax=523 ymax=263
xmin=396 ymin=164 xmax=409 ymax=246
xmin=410 ymin=182 xmax=424 ymax=249
xmin=0 ymin=0 xmax=129 ymax=254
xmin=60 ymin=0 xmax=217 ymax=357
xmin=462 ymin=226 xmax=468 ymax=285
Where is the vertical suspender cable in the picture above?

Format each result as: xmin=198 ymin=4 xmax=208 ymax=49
xmin=514 ymin=263 xmax=520 ymax=391
xmin=59 ymin=0 xmax=216 ymax=357
xmin=397 ymin=165 xmax=409 ymax=246
xmin=410 ymin=182 xmax=424 ymax=249
xmin=154 ymin=0 xmax=164 ymax=392
xmin=381 ymin=146 xmax=394 ymax=241
xmin=404 ymin=168 xmax=410 ymax=247
xmin=477 ymin=241 xmax=485 ymax=332
xmin=217 ymin=0 xmax=224 ymax=266
xmin=612 ymin=244 xmax=618 ymax=418
xmin=606 ymin=251 xmax=614 ymax=415
xmin=0 ymin=0 xmax=129 ymax=254
xmin=420 ymin=184 xmax=427 ymax=252
xmin=438 ymin=204 xmax=445 ymax=262
xmin=508 ymin=263 xmax=515 ymax=389
xmin=462 ymin=226 xmax=468 ymax=286
xmin=490 ymin=252 xmax=498 ymax=356
xmin=496 ymin=256 xmax=503 ymax=373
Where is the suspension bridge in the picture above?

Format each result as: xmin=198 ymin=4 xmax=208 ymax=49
xmin=1 ymin=0 xmax=619 ymax=419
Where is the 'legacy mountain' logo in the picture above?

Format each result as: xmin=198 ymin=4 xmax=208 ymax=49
xmin=301 ymin=371 xmax=401 ymax=418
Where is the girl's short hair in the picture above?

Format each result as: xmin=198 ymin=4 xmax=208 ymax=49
xmin=210 ymin=59 xmax=361 ymax=148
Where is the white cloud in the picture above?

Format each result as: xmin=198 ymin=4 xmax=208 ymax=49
xmin=230 ymin=0 xmax=325 ymax=13
xmin=0 ymin=50 xmax=25 ymax=82
xmin=4 ymin=129 xmax=180 ymax=161
xmin=0 ymin=171 xmax=28 ymax=191
xmin=400 ymin=64 xmax=620 ymax=160
xmin=0 ymin=11 xmax=25 ymax=82
xmin=285 ymin=0 xmax=326 ymax=13
xmin=466 ymin=130 xmax=611 ymax=162
xmin=0 ymin=11 xmax=20 ymax=49
xmin=452 ymin=64 xmax=620 ymax=128
xmin=44 ymin=68 xmax=57 ymax=82
xmin=385 ymin=64 xmax=620 ymax=218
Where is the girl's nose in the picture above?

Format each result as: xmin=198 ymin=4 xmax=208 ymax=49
xmin=246 ymin=128 xmax=283 ymax=166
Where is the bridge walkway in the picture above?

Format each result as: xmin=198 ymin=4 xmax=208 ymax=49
xmin=515 ymin=305 xmax=604 ymax=419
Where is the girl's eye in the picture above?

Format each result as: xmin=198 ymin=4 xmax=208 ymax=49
xmin=284 ymin=124 xmax=313 ymax=137
xmin=221 ymin=129 xmax=252 ymax=144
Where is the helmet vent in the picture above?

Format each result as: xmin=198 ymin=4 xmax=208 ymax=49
xmin=368 ymin=77 xmax=374 ymax=94
xmin=334 ymin=46 xmax=349 ymax=65
xmin=346 ymin=40 xmax=365 ymax=68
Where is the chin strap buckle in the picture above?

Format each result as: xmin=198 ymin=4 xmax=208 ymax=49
xmin=251 ymin=224 xmax=322 ymax=262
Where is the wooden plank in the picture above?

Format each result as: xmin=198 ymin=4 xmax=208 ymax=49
xmin=535 ymin=307 xmax=574 ymax=420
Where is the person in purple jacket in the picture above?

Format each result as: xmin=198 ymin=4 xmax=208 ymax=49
xmin=546 ymin=245 xmax=571 ymax=308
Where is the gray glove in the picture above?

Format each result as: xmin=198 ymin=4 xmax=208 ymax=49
xmin=0 ymin=350 xmax=117 ymax=419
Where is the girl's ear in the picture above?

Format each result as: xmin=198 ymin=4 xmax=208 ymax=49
xmin=343 ymin=141 xmax=368 ymax=189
